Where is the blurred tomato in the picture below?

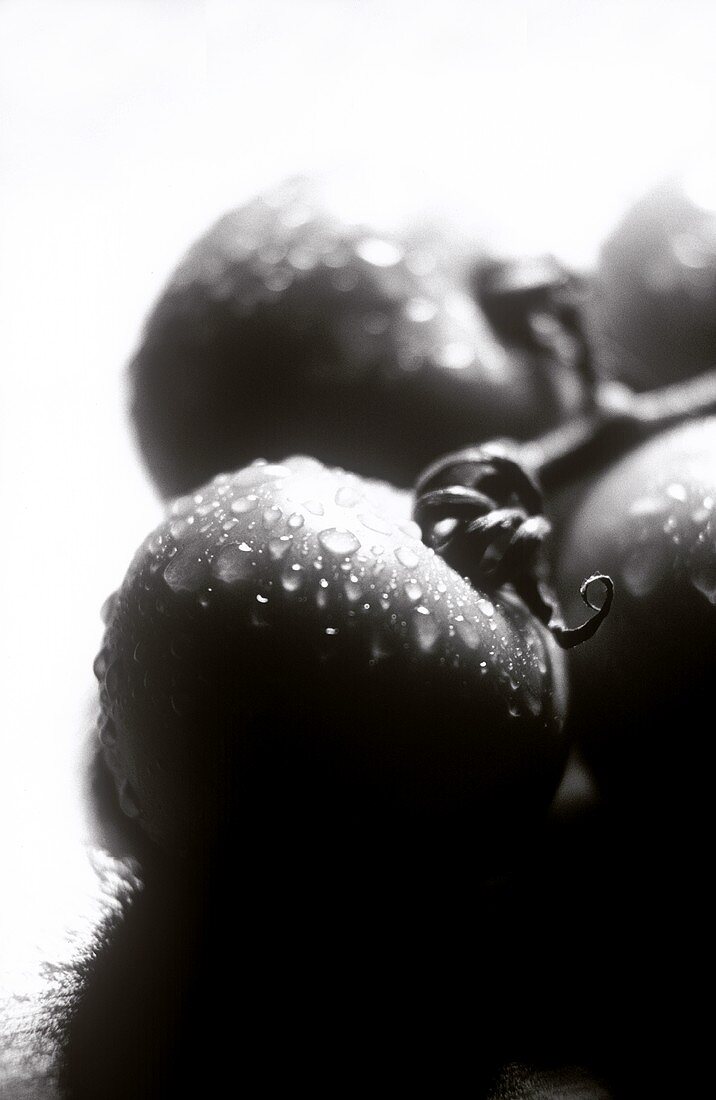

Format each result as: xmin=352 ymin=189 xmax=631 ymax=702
xmin=130 ymin=178 xmax=586 ymax=497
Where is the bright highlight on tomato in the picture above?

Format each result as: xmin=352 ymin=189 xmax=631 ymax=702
xmin=95 ymin=456 xmax=570 ymax=860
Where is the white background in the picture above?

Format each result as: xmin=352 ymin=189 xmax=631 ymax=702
xmin=1 ymin=0 xmax=715 ymax=1000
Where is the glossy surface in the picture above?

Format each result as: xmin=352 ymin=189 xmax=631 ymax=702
xmin=96 ymin=456 xmax=568 ymax=857
xmin=557 ymin=416 xmax=716 ymax=798
xmin=592 ymin=175 xmax=716 ymax=390
xmin=130 ymin=180 xmax=585 ymax=497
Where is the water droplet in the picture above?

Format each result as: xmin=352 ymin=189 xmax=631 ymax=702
xmin=288 ymin=513 xmax=305 ymax=529
xmin=170 ymin=494 xmax=195 ymax=517
xmin=268 ymin=536 xmax=292 ymax=560
xmin=358 ymin=512 xmax=393 ymax=536
xmin=303 ymin=499 xmax=325 ymax=517
xmin=355 ymin=237 xmax=403 ymax=267
xmin=98 ymin=717 xmax=116 ymax=747
xmin=318 ymin=528 xmax=361 ymax=557
xmin=222 ymin=519 xmax=239 ymax=532
xmin=232 ymin=464 xmax=291 ymax=491
xmin=164 ymin=548 xmax=207 ymax=593
xmin=319 ymin=578 xmax=329 ymax=589
xmin=325 ymin=627 xmax=338 ymax=636
xmin=343 ymin=575 xmax=362 ymax=602
xmin=335 ymin=485 xmax=364 ymax=508
xmin=455 ymin=618 xmax=479 ymax=649
xmin=169 ymin=518 xmax=190 ymax=540
xmin=193 ymin=494 xmax=204 ymax=505
xmin=100 ymin=592 xmax=118 ymax=624
xmin=256 ymin=593 xmax=269 ymax=604
xmin=395 ymin=546 xmax=420 ymax=570
xmin=231 ymin=495 xmax=258 ymax=514
xmin=213 ymin=543 xmax=254 ymax=584
xmin=399 ymin=520 xmax=422 ymax=541
xmin=404 ymin=580 xmax=423 ymax=602
xmin=119 ymin=779 xmax=141 ymax=820
xmin=280 ymin=572 xmax=303 ymax=598
xmin=413 ymin=607 xmax=439 ymax=651
xmin=477 ymin=598 xmax=495 ymax=618
xmin=262 ymin=506 xmax=283 ymax=529
xmin=93 ymin=649 xmax=109 ymax=680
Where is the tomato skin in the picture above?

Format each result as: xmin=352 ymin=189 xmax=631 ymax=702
xmin=130 ymin=180 xmax=585 ymax=497
xmin=592 ymin=177 xmax=716 ymax=391
xmin=556 ymin=417 xmax=716 ymax=801
xmin=96 ymin=456 xmax=568 ymax=860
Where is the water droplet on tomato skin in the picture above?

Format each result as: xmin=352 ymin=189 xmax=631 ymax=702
xmin=98 ymin=717 xmax=116 ymax=747
xmin=455 ymin=617 xmax=480 ymax=650
xmin=212 ymin=543 xmax=255 ymax=584
xmin=269 ymin=536 xmax=292 ymax=561
xmin=231 ymin=495 xmax=258 ymax=515
xmin=395 ymin=546 xmax=420 ymax=570
xmin=93 ymin=648 xmax=109 ymax=680
xmin=262 ymin=505 xmax=283 ymax=529
xmin=412 ymin=605 xmax=440 ymax=652
xmin=404 ymin=580 xmax=423 ymax=603
xmin=281 ymin=563 xmax=304 ymax=592
xmin=359 ymin=513 xmax=393 ymax=536
xmin=118 ymin=779 xmax=141 ymax=820
xmin=164 ymin=549 xmax=207 ymax=593
xmin=318 ymin=528 xmax=361 ymax=557
xmin=335 ymin=485 xmax=364 ymax=508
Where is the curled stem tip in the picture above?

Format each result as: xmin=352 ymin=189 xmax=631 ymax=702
xmin=413 ymin=449 xmax=614 ymax=648
xmin=550 ymin=573 xmax=614 ymax=650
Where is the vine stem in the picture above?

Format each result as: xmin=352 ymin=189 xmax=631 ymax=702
xmin=413 ymin=368 xmax=716 ymax=648
xmin=492 ymin=369 xmax=716 ymax=496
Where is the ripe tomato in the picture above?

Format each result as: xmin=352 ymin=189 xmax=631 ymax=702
xmin=130 ymin=178 xmax=586 ymax=497
xmin=592 ymin=174 xmax=716 ymax=391
xmin=95 ymin=456 xmax=569 ymax=861
xmin=555 ymin=416 xmax=716 ymax=801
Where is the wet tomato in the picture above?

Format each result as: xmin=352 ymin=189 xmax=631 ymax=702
xmin=95 ymin=456 xmax=569 ymax=862
xmin=591 ymin=174 xmax=716 ymax=391
xmin=130 ymin=178 xmax=586 ymax=497
xmin=556 ymin=415 xmax=716 ymax=802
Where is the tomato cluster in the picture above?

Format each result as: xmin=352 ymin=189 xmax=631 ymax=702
xmin=68 ymin=177 xmax=716 ymax=1097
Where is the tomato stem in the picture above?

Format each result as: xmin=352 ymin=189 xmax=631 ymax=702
xmin=413 ymin=368 xmax=716 ymax=646
xmin=517 ymin=368 xmax=716 ymax=494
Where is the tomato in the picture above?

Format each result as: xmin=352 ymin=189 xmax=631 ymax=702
xmin=129 ymin=178 xmax=587 ymax=497
xmin=592 ymin=174 xmax=716 ymax=391
xmin=94 ymin=455 xmax=569 ymax=862
xmin=555 ymin=416 xmax=716 ymax=802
